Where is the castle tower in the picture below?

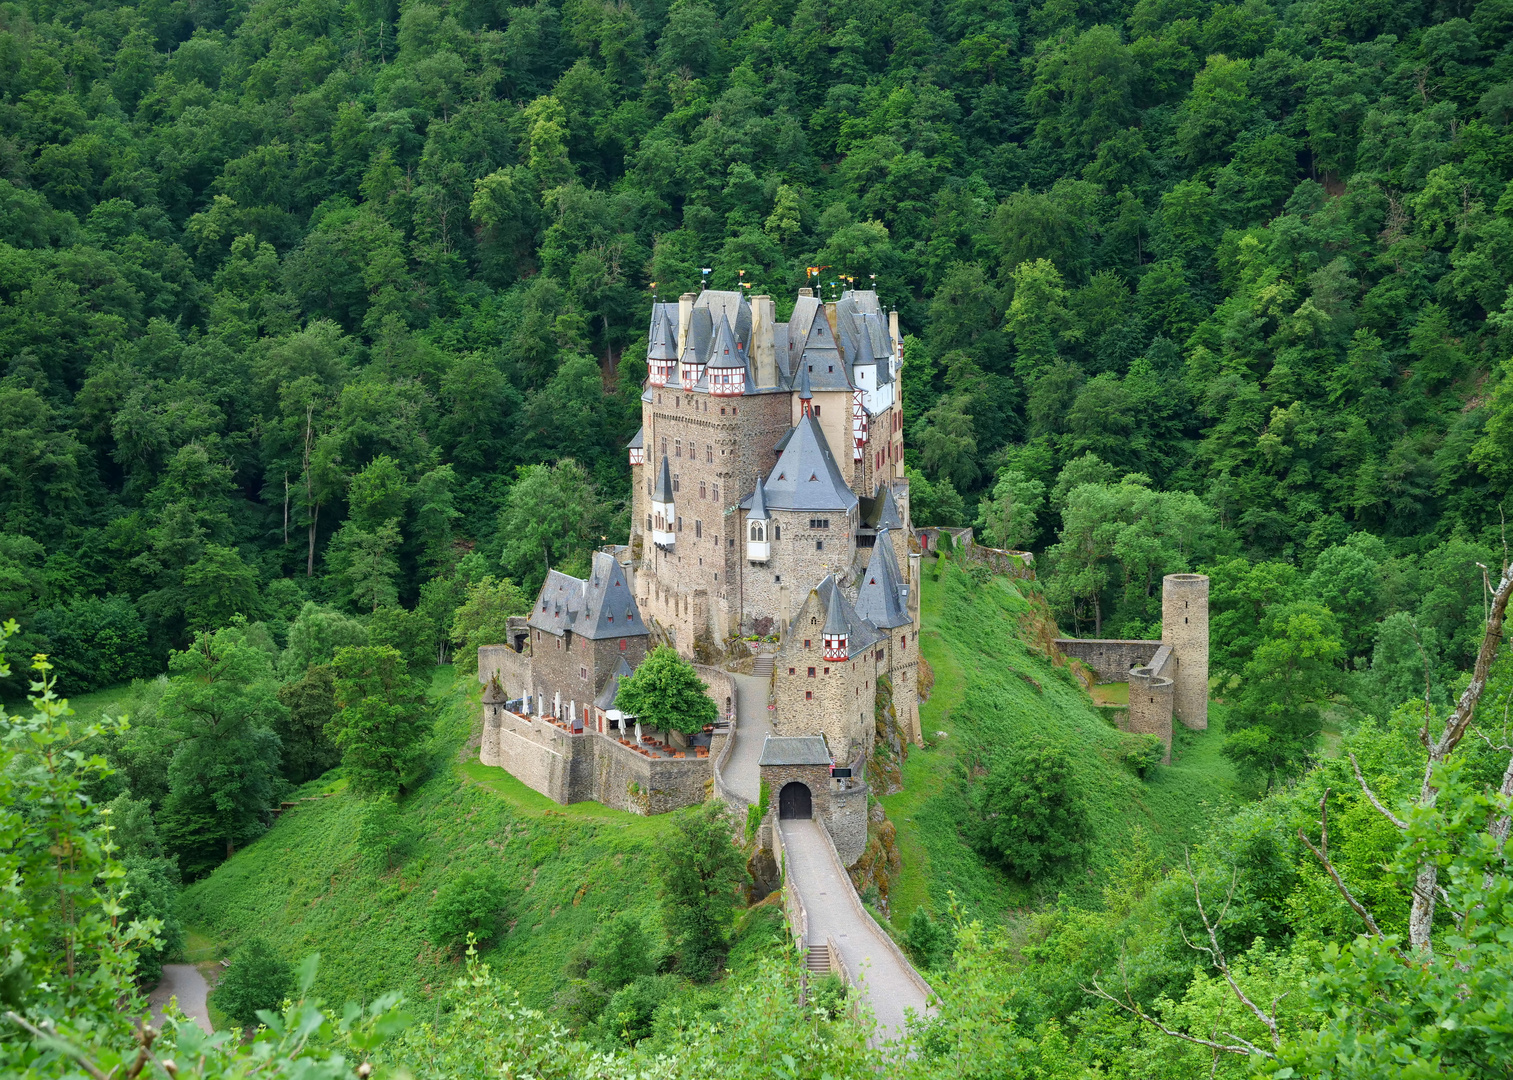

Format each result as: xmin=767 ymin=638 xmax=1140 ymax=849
xmin=1161 ymin=573 xmax=1209 ymax=730
xmin=651 ymin=454 xmax=676 ymax=549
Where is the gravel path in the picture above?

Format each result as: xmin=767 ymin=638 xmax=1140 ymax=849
xmin=780 ymin=817 xmax=932 ymax=1044
xmin=149 ymin=963 xmax=213 ymax=1033
xmin=723 ymin=672 xmax=774 ymax=804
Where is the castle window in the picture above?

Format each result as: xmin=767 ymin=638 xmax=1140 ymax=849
xmin=807 ymin=667 xmax=815 ymax=676
xmin=675 ymin=438 xmax=682 ymax=457
xmin=662 ymin=437 xmax=668 ymax=455
xmin=749 ymin=521 xmax=765 ymax=542
xmin=619 ymin=639 xmax=627 ymax=651
xmin=805 ymin=639 xmax=812 ymax=647
xmin=647 ymin=515 xmax=652 ymax=530
xmin=712 ymin=484 xmax=719 ymax=501
xmin=673 ymin=475 xmax=680 ymax=492
xmin=580 ymin=667 xmax=588 ymax=680
xmin=695 ymin=520 xmax=702 ymax=538
xmin=806 ymin=691 xmax=813 ymax=701
xmin=814 ymin=406 xmax=821 ymax=417
xmin=700 ymin=481 xmax=706 ymax=498
xmin=721 ymin=408 xmax=726 ymax=415
xmin=773 ymin=525 xmax=781 ymax=540
xmin=828 ymin=365 xmax=834 ymax=373
xmin=824 ymin=667 xmax=830 ymax=675
xmin=816 ymin=540 xmax=824 ymax=551
xmin=677 ymin=517 xmax=682 ymax=530
xmin=789 ymin=667 xmax=795 ymax=675
xmin=775 ymin=575 xmax=781 ymax=583
xmin=706 ymin=444 xmax=713 ymax=463
xmin=810 ymin=518 xmax=830 ymax=530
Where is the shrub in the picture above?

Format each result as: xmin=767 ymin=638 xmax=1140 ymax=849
xmin=31 ymin=595 xmax=155 ymax=694
xmin=213 ymin=937 xmax=294 ymax=1027
xmin=1118 ymin=733 xmax=1166 ymax=778
xmin=599 ymin=974 xmax=676 ymax=1045
xmin=357 ymin=797 xmax=419 ymax=871
xmin=970 ymin=738 xmax=1089 ymax=880
xmin=428 ymin=869 xmax=509 ymax=955
xmin=591 ymin=912 xmax=654 ymax=991
xmin=809 ymin=973 xmax=848 ymax=1020
xmin=655 ymin=800 xmax=748 ymax=980
xmin=903 ymin=907 xmax=948 ymax=970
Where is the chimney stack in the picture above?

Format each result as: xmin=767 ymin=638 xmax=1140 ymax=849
xmin=677 ymin=292 xmax=696 ymax=356
xmin=751 ymin=295 xmax=777 ymax=388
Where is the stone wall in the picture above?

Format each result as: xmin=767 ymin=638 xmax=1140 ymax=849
xmin=592 ymin=734 xmax=712 ymax=814
xmin=1162 ymin=573 xmax=1209 ymax=730
xmin=774 ymin=590 xmax=874 ymax=763
xmin=1126 ymin=645 xmax=1175 ymax=764
xmin=478 ymin=642 xmax=532 ymax=701
xmin=1053 ymin=638 xmax=1162 ymax=684
xmin=740 ymin=505 xmax=860 ymax=637
xmin=758 ymin=761 xmax=870 ymax=868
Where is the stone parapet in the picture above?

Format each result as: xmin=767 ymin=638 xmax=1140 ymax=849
xmin=1054 ymin=638 xmax=1163 ymax=684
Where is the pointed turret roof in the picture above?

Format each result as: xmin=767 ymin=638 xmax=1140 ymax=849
xmin=748 ymin=477 xmax=770 ymax=520
xmin=809 ymin=575 xmax=882 ymax=657
xmin=648 ymin=305 xmax=677 ymax=360
xmin=759 ymin=413 xmax=858 ymax=512
xmin=626 ymin=425 xmax=644 ymax=450
xmin=823 ymin=585 xmax=848 ymax=635
xmin=798 ymin=312 xmax=851 ymax=391
xmin=797 ymin=363 xmax=812 ymax=400
xmin=876 ymin=484 xmax=903 ymax=530
xmin=653 ymin=454 xmax=673 ymax=502
xmin=707 ymin=313 xmax=744 ymax=368
xmin=855 ymin=528 xmax=912 ymax=629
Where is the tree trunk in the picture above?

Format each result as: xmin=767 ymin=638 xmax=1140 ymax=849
xmin=1407 ymin=562 xmax=1513 ymax=953
xmin=1093 ymin=594 xmax=1102 ymax=638
xmin=308 ymin=502 xmax=319 ymax=576
xmin=283 ymin=471 xmax=290 ymax=546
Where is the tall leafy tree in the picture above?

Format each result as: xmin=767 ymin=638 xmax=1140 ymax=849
xmin=329 ymin=645 xmax=431 ymax=797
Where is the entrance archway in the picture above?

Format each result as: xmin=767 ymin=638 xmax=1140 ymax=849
xmin=778 ymin=781 xmax=812 ymax=820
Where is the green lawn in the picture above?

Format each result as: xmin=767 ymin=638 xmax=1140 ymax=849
xmin=880 ymin=555 xmax=1241 ymax=929
xmin=180 ymin=670 xmax=686 ymax=1009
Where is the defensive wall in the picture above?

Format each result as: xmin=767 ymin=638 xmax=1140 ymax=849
xmin=1054 ymin=638 xmax=1164 ymax=684
xmin=758 ymin=757 xmax=870 ymax=867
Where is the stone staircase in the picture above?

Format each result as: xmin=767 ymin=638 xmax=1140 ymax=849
xmin=805 ymin=942 xmax=831 ymax=974
xmin=752 ymin=654 xmax=775 ymax=678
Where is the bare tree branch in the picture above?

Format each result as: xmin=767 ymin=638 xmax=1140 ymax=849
xmin=1185 ymin=853 xmax=1282 ymax=1051
xmin=1348 ymin=752 xmax=1407 ymax=830
xmin=1084 ymin=959 xmax=1276 ymax=1060
xmin=1298 ymin=788 xmax=1385 ymax=939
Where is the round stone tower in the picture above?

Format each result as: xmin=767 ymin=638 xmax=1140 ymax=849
xmin=1162 ymin=573 xmax=1209 ymax=730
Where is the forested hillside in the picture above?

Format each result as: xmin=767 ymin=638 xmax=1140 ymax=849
xmin=3 ymin=0 xmax=1513 ymax=693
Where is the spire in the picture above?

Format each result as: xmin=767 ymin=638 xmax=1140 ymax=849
xmin=798 ymin=363 xmax=813 ymax=416
xmin=709 ymin=313 xmax=741 ymax=365
xmin=821 ymin=581 xmax=849 ymax=660
xmin=877 ymin=484 xmax=903 ymax=530
xmin=653 ymin=454 xmax=673 ymax=502
xmin=748 ymin=477 xmax=770 ymax=520
xmin=823 ymin=586 xmax=847 ymax=635
xmin=855 ymin=527 xmax=912 ymax=629
xmin=648 ymin=306 xmax=677 ymax=360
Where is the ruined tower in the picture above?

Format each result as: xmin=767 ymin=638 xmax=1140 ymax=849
xmin=1161 ymin=573 xmax=1209 ymax=730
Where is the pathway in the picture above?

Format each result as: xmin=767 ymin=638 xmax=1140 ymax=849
xmin=723 ymin=671 xmax=774 ymax=804
xmin=779 ymin=817 xmax=932 ymax=1044
xmin=148 ymin=963 xmax=212 ymax=1033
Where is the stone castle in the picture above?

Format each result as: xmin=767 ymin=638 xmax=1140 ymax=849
xmin=478 ymin=288 xmax=919 ymax=824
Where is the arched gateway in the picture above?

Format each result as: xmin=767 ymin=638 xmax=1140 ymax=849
xmin=778 ymin=781 xmax=812 ymax=820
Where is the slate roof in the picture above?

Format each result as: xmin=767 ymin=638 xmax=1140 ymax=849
xmin=862 ymin=483 xmax=903 ymax=530
xmin=855 ymin=528 xmax=912 ymax=630
xmin=594 ymin=655 xmax=636 ymax=710
xmin=757 ymin=413 xmax=858 ymax=513
xmin=748 ymin=476 xmax=770 ymax=520
xmin=626 ymin=426 xmax=644 ymax=450
xmin=758 ymin=734 xmax=832 ymax=767
xmin=812 ymin=575 xmax=882 ymax=657
xmin=648 ymin=304 xmax=678 ymax=360
xmin=527 ymin=551 xmax=648 ymax=640
xmin=653 ymin=454 xmax=673 ymax=502
xmin=796 ymin=311 xmax=851 ymax=391
xmin=823 ymin=586 xmax=848 ymax=635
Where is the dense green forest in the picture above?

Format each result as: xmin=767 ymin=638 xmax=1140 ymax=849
xmin=5 ymin=0 xmax=1513 ymax=1074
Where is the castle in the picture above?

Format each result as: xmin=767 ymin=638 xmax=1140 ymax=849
xmin=477 ymin=288 xmax=919 ymax=820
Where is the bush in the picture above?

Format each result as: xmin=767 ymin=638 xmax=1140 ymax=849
xmin=213 ymin=937 xmax=294 ymax=1027
xmin=903 ymin=907 xmax=948 ymax=970
xmin=591 ymin=912 xmax=654 ymax=991
xmin=357 ymin=797 xmax=419 ymax=871
xmin=809 ymin=972 xmax=848 ymax=1020
xmin=599 ymin=974 xmax=677 ymax=1045
xmin=31 ymin=595 xmax=155 ymax=694
xmin=654 ymin=801 xmax=747 ymax=980
xmin=970 ymin=739 xmax=1089 ymax=881
xmin=1118 ymin=733 xmax=1165 ymax=778
xmin=428 ymin=869 xmax=509 ymax=956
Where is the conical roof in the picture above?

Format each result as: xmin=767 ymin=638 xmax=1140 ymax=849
xmin=797 ymin=363 xmax=812 ymax=400
xmin=823 ymin=585 xmax=848 ymax=636
xmin=626 ymin=425 xmax=644 ymax=449
xmin=653 ymin=454 xmax=673 ymax=502
xmin=876 ymin=484 xmax=903 ymax=530
xmin=855 ymin=528 xmax=912 ymax=629
xmin=648 ymin=306 xmax=677 ymax=360
xmin=748 ymin=477 xmax=770 ymax=520
xmin=595 ymin=655 xmax=636 ymax=710
xmin=707 ymin=313 xmax=744 ymax=368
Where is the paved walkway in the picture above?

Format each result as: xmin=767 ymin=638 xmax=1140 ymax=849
xmin=149 ymin=963 xmax=212 ymax=1033
xmin=723 ymin=672 xmax=774 ymax=804
xmin=780 ymin=818 xmax=932 ymax=1044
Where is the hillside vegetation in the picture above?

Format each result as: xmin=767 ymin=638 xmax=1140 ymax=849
xmin=180 ymin=669 xmax=784 ymax=1008
xmin=881 ymin=552 xmax=1238 ymax=925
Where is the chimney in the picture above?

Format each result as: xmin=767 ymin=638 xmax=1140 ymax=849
xmin=824 ymin=301 xmax=839 ymax=343
xmin=677 ymin=292 xmax=696 ymax=356
xmin=888 ymin=309 xmax=901 ymax=353
xmin=751 ymin=295 xmax=777 ymax=388
xmin=799 ymin=287 xmax=814 ymax=298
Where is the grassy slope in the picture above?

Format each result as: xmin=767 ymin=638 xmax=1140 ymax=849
xmin=880 ymin=556 xmax=1240 ymax=927
xmin=180 ymin=668 xmax=708 ymax=1009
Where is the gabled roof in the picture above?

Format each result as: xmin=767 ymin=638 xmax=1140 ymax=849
xmin=653 ymin=454 xmax=673 ymax=502
xmin=595 ymin=655 xmax=636 ymax=710
xmin=760 ymin=413 xmax=858 ymax=512
xmin=680 ymin=306 xmax=712 ymax=371
xmin=527 ymin=552 xmax=648 ymax=640
xmin=758 ymin=734 xmax=831 ymax=767
xmin=648 ymin=304 xmax=678 ymax=361
xmin=708 ymin=313 xmax=744 ymax=368
xmin=855 ymin=528 xmax=912 ymax=630
xmin=797 ymin=312 xmax=851 ymax=391
xmin=626 ymin=425 xmax=644 ymax=450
